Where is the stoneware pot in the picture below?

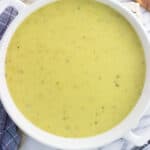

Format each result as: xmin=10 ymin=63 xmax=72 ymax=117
xmin=0 ymin=0 xmax=150 ymax=149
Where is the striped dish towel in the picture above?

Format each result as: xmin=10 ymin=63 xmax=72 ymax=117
xmin=0 ymin=7 xmax=21 ymax=150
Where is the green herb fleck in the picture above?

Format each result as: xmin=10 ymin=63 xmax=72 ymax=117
xmin=65 ymin=58 xmax=70 ymax=63
xmin=56 ymin=81 xmax=60 ymax=86
xmin=77 ymin=6 xmax=80 ymax=10
xmin=114 ymin=80 xmax=120 ymax=87
xmin=116 ymin=74 xmax=120 ymax=79
xmin=41 ymin=79 xmax=45 ymax=84
xmin=98 ymin=75 xmax=101 ymax=80
xmin=94 ymin=121 xmax=98 ymax=125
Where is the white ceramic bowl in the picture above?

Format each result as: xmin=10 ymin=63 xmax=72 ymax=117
xmin=0 ymin=0 xmax=150 ymax=149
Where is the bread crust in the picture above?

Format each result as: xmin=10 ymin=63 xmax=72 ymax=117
xmin=136 ymin=0 xmax=150 ymax=11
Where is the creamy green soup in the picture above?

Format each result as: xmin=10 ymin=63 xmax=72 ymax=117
xmin=6 ymin=0 xmax=145 ymax=137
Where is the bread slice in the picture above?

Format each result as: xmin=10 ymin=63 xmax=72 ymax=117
xmin=136 ymin=0 xmax=150 ymax=11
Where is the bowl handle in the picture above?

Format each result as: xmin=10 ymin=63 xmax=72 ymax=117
xmin=124 ymin=130 xmax=150 ymax=146
xmin=0 ymin=0 xmax=27 ymax=14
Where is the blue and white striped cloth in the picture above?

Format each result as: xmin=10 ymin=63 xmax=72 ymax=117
xmin=0 ymin=6 xmax=21 ymax=150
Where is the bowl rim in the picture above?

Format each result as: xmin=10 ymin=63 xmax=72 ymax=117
xmin=0 ymin=0 xmax=150 ymax=149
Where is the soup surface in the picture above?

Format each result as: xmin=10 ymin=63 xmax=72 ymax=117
xmin=6 ymin=0 xmax=145 ymax=137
